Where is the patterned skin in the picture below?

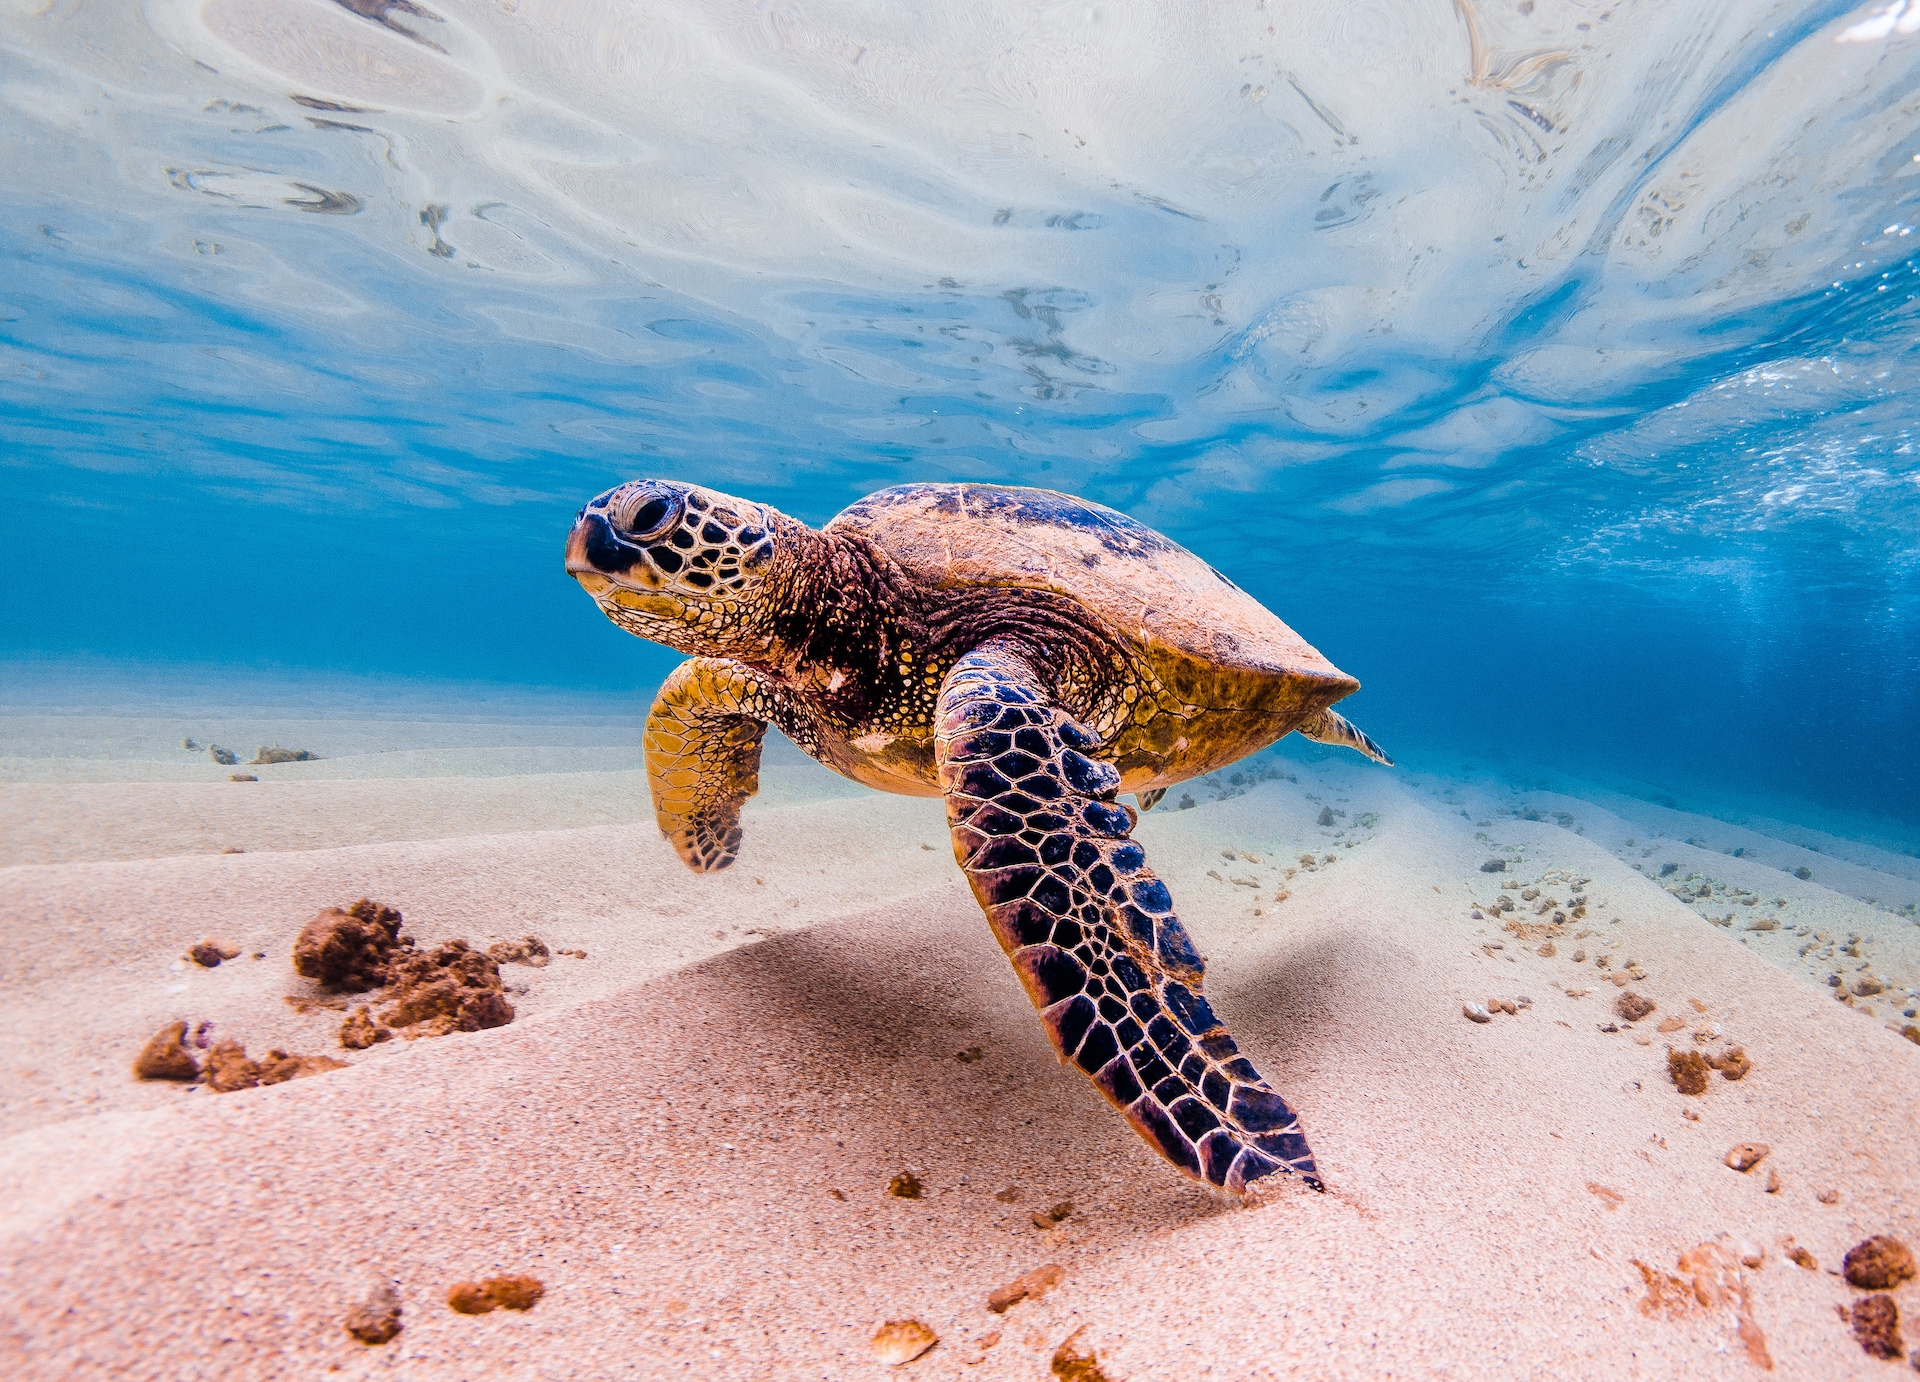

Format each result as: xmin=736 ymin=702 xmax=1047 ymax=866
xmin=564 ymin=478 xmax=1391 ymax=1197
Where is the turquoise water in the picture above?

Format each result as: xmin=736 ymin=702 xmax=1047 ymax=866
xmin=2 ymin=2 xmax=1917 ymax=839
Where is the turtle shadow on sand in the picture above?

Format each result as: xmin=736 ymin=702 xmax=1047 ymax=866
xmin=642 ymin=894 xmax=1347 ymax=1229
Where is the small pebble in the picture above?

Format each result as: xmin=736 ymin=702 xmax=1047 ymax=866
xmin=1788 ymin=1245 xmax=1818 ymax=1270
xmin=987 ymin=1263 xmax=1065 ymax=1314
xmin=887 ymin=1171 xmax=923 ymax=1199
xmin=1464 ymin=1002 xmax=1492 ymax=1024
xmin=343 ymin=1281 xmax=402 ymax=1346
xmin=1724 ymin=1142 xmax=1770 ymax=1172
xmin=872 ymin=1319 xmax=938 ymax=1366
xmin=447 ymin=1275 xmax=544 ymax=1314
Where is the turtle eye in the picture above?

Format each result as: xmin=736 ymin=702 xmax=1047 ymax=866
xmin=617 ymin=488 xmax=681 ymax=540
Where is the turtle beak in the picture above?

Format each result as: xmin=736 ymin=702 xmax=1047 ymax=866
xmin=564 ymin=511 xmax=623 ymax=593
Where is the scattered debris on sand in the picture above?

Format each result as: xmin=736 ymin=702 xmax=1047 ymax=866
xmin=448 ymin=1275 xmax=545 ymax=1314
xmin=1031 ymin=1200 xmax=1074 ymax=1230
xmin=1794 ymin=866 xmax=1813 ymax=880
xmin=1587 ymin=1183 xmax=1624 ymax=1211
xmin=1633 ymin=1239 xmax=1772 ymax=1369
xmin=1850 ymin=1295 xmax=1904 ymax=1359
xmin=1050 ymin=1326 xmax=1113 ymax=1381
xmin=486 ymin=936 xmax=551 ymax=967
xmin=228 ymin=774 xmax=257 ymax=783
xmin=1479 ymin=859 xmax=1506 ymax=873
xmin=187 ymin=939 xmax=240 ymax=968
xmin=1668 ymin=1048 xmax=1711 ymax=1096
xmin=988 ymin=1264 xmax=1064 ymax=1314
xmin=1844 ymin=1236 xmax=1917 ymax=1290
xmin=955 ymin=1045 xmax=984 ymax=1063
xmin=250 ymin=746 xmax=319 ymax=764
xmin=887 ymin=1171 xmax=923 ymax=1199
xmin=207 ymin=745 xmax=238 ymax=766
xmin=294 ymin=900 xmax=407 ymax=992
xmin=1788 ymin=1244 xmax=1818 ymax=1270
xmin=1464 ymin=1002 xmax=1492 ymax=1023
xmin=871 ymin=1319 xmax=937 ymax=1365
xmin=1724 ymin=1143 xmax=1770 ymax=1172
xmin=1316 ymin=807 xmax=1336 ymax=826
xmin=131 ymin=1020 xmax=200 ymax=1081
xmin=343 ymin=1281 xmax=403 ymax=1345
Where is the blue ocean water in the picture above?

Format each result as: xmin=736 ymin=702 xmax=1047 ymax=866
xmin=2 ymin=1 xmax=1917 ymax=841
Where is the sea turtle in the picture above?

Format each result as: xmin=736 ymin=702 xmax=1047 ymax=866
xmin=564 ymin=480 xmax=1391 ymax=1197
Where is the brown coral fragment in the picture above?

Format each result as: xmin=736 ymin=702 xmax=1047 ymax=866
xmin=871 ymin=1319 xmax=937 ymax=1365
xmin=202 ymin=1039 xmax=261 ymax=1093
xmin=1668 ymin=1047 xmax=1711 ymax=1096
xmin=1850 ymin=1295 xmax=1904 ymax=1359
xmin=339 ymin=1007 xmax=389 ymax=1050
xmin=380 ymin=941 xmax=514 ymax=1036
xmin=486 ymin=936 xmax=551 ymax=968
xmin=256 ymin=1049 xmax=348 ymax=1085
xmin=294 ymin=899 xmax=406 ymax=992
xmin=1615 ymin=991 xmax=1656 ymax=1022
xmin=1844 ymin=1236 xmax=1917 ymax=1291
xmin=987 ymin=1263 xmax=1065 ymax=1314
xmin=132 ymin=1020 xmax=200 ymax=1081
xmin=201 ymin=1040 xmax=343 ymax=1093
xmin=343 ymin=1281 xmax=402 ymax=1345
xmin=446 ymin=1274 xmax=545 ymax=1315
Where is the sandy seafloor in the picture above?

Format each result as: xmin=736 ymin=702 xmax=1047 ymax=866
xmin=2 ymin=683 xmax=1918 ymax=1381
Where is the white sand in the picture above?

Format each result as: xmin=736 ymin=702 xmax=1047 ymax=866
xmin=3 ymin=710 xmax=1918 ymax=1379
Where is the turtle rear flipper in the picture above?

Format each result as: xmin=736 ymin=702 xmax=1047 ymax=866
xmin=1296 ymin=708 xmax=1393 ymax=766
xmin=646 ymin=657 xmax=799 ymax=871
xmin=935 ymin=641 xmax=1320 ymax=1196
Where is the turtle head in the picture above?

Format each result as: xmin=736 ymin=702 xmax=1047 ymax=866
xmin=565 ymin=479 xmax=799 ymax=657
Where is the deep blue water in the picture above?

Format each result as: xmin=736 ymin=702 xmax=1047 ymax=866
xmin=2 ymin=1 xmax=1917 ymax=839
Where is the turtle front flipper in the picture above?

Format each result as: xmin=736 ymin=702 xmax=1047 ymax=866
xmin=646 ymin=657 xmax=797 ymax=872
xmin=1296 ymin=708 xmax=1393 ymax=767
xmin=935 ymin=641 xmax=1320 ymax=1196
xmin=1136 ymin=787 xmax=1167 ymax=812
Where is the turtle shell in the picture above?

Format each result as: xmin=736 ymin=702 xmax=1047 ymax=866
xmin=828 ymin=483 xmax=1358 ymax=771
